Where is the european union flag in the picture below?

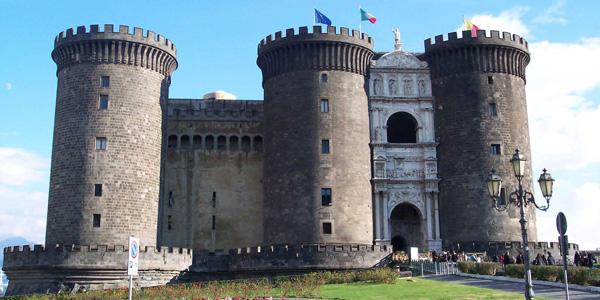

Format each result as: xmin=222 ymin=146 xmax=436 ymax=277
xmin=314 ymin=9 xmax=332 ymax=26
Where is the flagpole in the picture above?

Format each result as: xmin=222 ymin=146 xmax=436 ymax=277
xmin=313 ymin=8 xmax=316 ymax=26
xmin=358 ymin=4 xmax=362 ymax=35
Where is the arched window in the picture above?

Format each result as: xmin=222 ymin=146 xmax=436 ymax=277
xmin=193 ymin=135 xmax=202 ymax=149
xmin=253 ymin=136 xmax=263 ymax=152
xmin=241 ymin=136 xmax=251 ymax=152
xmin=180 ymin=135 xmax=190 ymax=149
xmin=168 ymin=135 xmax=178 ymax=148
xmin=217 ymin=135 xmax=227 ymax=150
xmin=205 ymin=135 xmax=214 ymax=150
xmin=386 ymin=112 xmax=418 ymax=143
xmin=229 ymin=136 xmax=239 ymax=151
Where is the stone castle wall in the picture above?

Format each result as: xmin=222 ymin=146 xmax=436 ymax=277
xmin=46 ymin=24 xmax=177 ymax=247
xmin=258 ymin=26 xmax=374 ymax=245
xmin=424 ymin=30 xmax=537 ymax=245
xmin=3 ymin=244 xmax=192 ymax=295
xmin=159 ymin=99 xmax=264 ymax=250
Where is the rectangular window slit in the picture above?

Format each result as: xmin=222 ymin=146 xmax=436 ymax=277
xmin=95 ymin=137 xmax=107 ymax=150
xmin=321 ymin=188 xmax=332 ymax=206
xmin=93 ymin=214 xmax=101 ymax=228
xmin=100 ymin=76 xmax=110 ymax=88
xmin=99 ymin=95 xmax=109 ymax=109
xmin=322 ymin=222 xmax=332 ymax=234
xmin=490 ymin=144 xmax=501 ymax=155
xmin=94 ymin=184 xmax=102 ymax=197
xmin=320 ymin=99 xmax=329 ymax=113
xmin=321 ymin=139 xmax=330 ymax=154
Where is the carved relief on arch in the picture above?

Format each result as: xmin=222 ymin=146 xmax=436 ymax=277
xmin=387 ymin=190 xmax=424 ymax=219
xmin=388 ymin=75 xmax=398 ymax=96
xmin=417 ymin=76 xmax=431 ymax=97
xmin=402 ymin=75 xmax=414 ymax=96
xmin=372 ymin=74 xmax=384 ymax=96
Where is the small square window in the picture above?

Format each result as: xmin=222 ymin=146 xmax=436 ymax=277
xmin=321 ymin=73 xmax=328 ymax=82
xmin=322 ymin=222 xmax=332 ymax=234
xmin=100 ymin=76 xmax=110 ymax=88
xmin=321 ymin=139 xmax=330 ymax=154
xmin=99 ymin=95 xmax=109 ymax=109
xmin=320 ymin=99 xmax=329 ymax=113
xmin=93 ymin=214 xmax=101 ymax=227
xmin=489 ymin=103 xmax=498 ymax=117
xmin=94 ymin=184 xmax=102 ymax=196
xmin=488 ymin=76 xmax=494 ymax=84
xmin=321 ymin=188 xmax=332 ymax=206
xmin=490 ymin=144 xmax=501 ymax=155
xmin=95 ymin=137 xmax=107 ymax=150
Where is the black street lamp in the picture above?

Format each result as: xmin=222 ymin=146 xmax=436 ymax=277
xmin=486 ymin=149 xmax=555 ymax=300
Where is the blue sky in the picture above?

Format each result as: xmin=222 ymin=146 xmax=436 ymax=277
xmin=0 ymin=0 xmax=599 ymax=249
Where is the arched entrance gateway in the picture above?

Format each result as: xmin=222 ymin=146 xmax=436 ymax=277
xmin=390 ymin=203 xmax=424 ymax=252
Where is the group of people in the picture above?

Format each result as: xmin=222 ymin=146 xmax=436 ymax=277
xmin=574 ymin=251 xmax=597 ymax=268
xmin=425 ymin=249 xmax=598 ymax=268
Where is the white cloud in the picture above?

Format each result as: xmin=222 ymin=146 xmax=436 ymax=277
xmin=533 ymin=0 xmax=567 ymax=25
xmin=537 ymin=182 xmax=600 ymax=250
xmin=0 ymin=147 xmax=49 ymax=186
xmin=4 ymin=82 xmax=12 ymax=90
xmin=0 ymin=187 xmax=47 ymax=243
xmin=460 ymin=7 xmax=530 ymax=37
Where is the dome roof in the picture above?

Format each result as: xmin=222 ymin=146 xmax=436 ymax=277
xmin=373 ymin=50 xmax=428 ymax=69
xmin=202 ymin=90 xmax=237 ymax=100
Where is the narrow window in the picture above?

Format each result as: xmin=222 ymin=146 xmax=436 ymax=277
xmin=321 ymin=73 xmax=328 ymax=82
xmin=320 ymin=99 xmax=329 ymax=113
xmin=229 ymin=136 xmax=239 ymax=151
xmin=212 ymin=191 xmax=216 ymax=208
xmin=95 ymin=137 xmax=107 ymax=150
xmin=94 ymin=184 xmax=102 ymax=197
xmin=321 ymin=188 xmax=332 ymax=206
xmin=168 ymin=191 xmax=174 ymax=207
xmin=488 ymin=76 xmax=494 ymax=84
xmin=490 ymin=144 xmax=501 ymax=155
xmin=167 ymin=215 xmax=172 ymax=231
xmin=180 ymin=135 xmax=190 ymax=149
xmin=93 ymin=214 xmax=101 ymax=228
xmin=100 ymin=76 xmax=110 ymax=88
xmin=322 ymin=222 xmax=332 ymax=234
xmin=212 ymin=215 xmax=216 ymax=230
xmin=253 ymin=136 xmax=263 ymax=152
xmin=99 ymin=95 xmax=109 ymax=109
xmin=193 ymin=135 xmax=202 ymax=149
xmin=241 ymin=136 xmax=251 ymax=151
xmin=489 ymin=103 xmax=498 ymax=117
xmin=321 ymin=139 xmax=330 ymax=154
xmin=168 ymin=135 xmax=178 ymax=148
xmin=217 ymin=135 xmax=227 ymax=150
xmin=205 ymin=135 xmax=215 ymax=150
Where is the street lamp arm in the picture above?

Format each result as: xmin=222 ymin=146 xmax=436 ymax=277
xmin=530 ymin=192 xmax=550 ymax=211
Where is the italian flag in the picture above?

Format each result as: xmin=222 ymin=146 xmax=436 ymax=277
xmin=464 ymin=18 xmax=480 ymax=37
xmin=361 ymin=8 xmax=376 ymax=24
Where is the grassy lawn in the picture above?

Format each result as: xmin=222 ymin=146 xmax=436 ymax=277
xmin=319 ymin=278 xmax=543 ymax=300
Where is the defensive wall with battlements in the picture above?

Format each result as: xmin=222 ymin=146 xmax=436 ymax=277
xmin=2 ymin=244 xmax=192 ymax=295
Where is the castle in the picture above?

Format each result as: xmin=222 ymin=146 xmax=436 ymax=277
xmin=2 ymin=24 xmax=578 ymax=295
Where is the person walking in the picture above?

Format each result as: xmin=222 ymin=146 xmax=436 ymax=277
xmin=546 ymin=251 xmax=556 ymax=265
xmin=516 ymin=252 xmax=523 ymax=264
xmin=575 ymin=251 xmax=581 ymax=266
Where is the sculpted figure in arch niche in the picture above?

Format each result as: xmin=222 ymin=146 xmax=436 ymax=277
xmin=403 ymin=77 xmax=413 ymax=95
xmin=373 ymin=77 xmax=383 ymax=95
xmin=388 ymin=78 xmax=398 ymax=95
xmin=418 ymin=79 xmax=426 ymax=96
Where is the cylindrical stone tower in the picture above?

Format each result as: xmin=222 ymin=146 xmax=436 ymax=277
xmin=46 ymin=24 xmax=178 ymax=247
xmin=424 ymin=30 xmax=537 ymax=246
xmin=257 ymin=26 xmax=374 ymax=245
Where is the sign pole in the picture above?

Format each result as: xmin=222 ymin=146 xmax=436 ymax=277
xmin=128 ymin=275 xmax=133 ymax=300
xmin=556 ymin=212 xmax=570 ymax=300
xmin=127 ymin=236 xmax=140 ymax=300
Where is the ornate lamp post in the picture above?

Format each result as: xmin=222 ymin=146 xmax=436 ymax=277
xmin=486 ymin=149 xmax=555 ymax=300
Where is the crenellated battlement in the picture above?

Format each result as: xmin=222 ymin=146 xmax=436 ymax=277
xmin=3 ymin=244 xmax=191 ymax=255
xmin=257 ymin=26 xmax=374 ymax=81
xmin=423 ymin=30 xmax=530 ymax=79
xmin=258 ymin=26 xmax=372 ymax=52
xmin=447 ymin=240 xmax=579 ymax=258
xmin=51 ymin=24 xmax=178 ymax=75
xmin=424 ymin=30 xmax=528 ymax=52
xmin=55 ymin=24 xmax=176 ymax=55
xmin=191 ymin=244 xmax=391 ymax=273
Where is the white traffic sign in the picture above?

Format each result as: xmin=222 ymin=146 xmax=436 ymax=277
xmin=128 ymin=237 xmax=140 ymax=276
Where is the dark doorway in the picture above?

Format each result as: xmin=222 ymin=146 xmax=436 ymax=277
xmin=390 ymin=203 xmax=423 ymax=251
xmin=392 ymin=235 xmax=408 ymax=252
xmin=386 ymin=112 xmax=418 ymax=143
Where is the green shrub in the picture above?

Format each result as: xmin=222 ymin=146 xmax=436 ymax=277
xmin=458 ymin=262 xmax=499 ymax=275
xmin=355 ymin=268 xmax=397 ymax=284
xmin=504 ymin=264 xmax=600 ymax=286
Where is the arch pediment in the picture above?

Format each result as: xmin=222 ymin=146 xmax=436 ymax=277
xmin=374 ymin=51 xmax=428 ymax=69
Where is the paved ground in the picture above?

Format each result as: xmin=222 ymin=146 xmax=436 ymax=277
xmin=431 ymin=275 xmax=600 ymax=300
